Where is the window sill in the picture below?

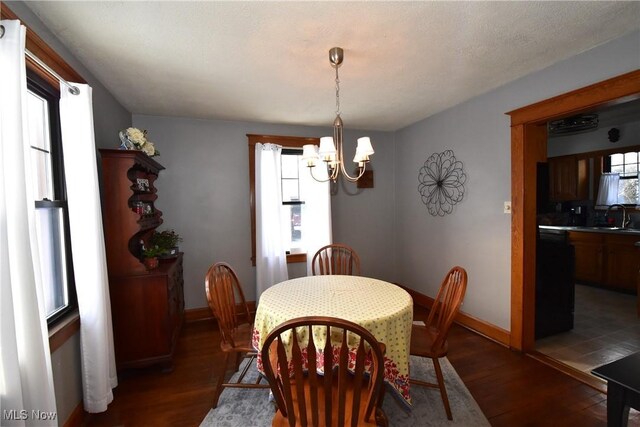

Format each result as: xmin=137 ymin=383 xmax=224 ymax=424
xmin=48 ymin=309 xmax=80 ymax=353
xmin=287 ymin=253 xmax=307 ymax=264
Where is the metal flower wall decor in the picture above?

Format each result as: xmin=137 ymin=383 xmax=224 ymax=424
xmin=418 ymin=150 xmax=467 ymax=216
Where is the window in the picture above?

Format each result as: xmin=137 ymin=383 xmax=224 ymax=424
xmin=606 ymin=151 xmax=640 ymax=204
xmin=26 ymin=72 xmax=76 ymax=324
xmin=281 ymin=149 xmax=304 ymax=253
xmin=248 ymin=134 xmax=321 ymax=265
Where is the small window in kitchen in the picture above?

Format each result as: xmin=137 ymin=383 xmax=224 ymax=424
xmin=605 ymin=151 xmax=640 ymax=205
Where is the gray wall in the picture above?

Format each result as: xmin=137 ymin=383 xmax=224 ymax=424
xmin=548 ymin=119 xmax=640 ymax=157
xmin=394 ymin=30 xmax=640 ymax=330
xmin=50 ymin=334 xmax=83 ymax=424
xmin=6 ymin=2 xmax=131 ymax=423
xmin=133 ymin=115 xmax=396 ymax=308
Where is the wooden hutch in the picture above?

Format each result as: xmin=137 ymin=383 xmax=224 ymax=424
xmin=99 ymin=149 xmax=184 ymax=371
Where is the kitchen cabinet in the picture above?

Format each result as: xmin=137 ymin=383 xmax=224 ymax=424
xmin=548 ymin=155 xmax=588 ymax=201
xmin=569 ymin=232 xmax=605 ymax=284
xmin=606 ymin=235 xmax=640 ymax=293
xmin=568 ymin=231 xmax=639 ymax=293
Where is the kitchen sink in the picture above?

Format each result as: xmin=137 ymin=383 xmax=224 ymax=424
xmin=586 ymin=227 xmax=639 ymax=233
xmin=539 ymin=225 xmax=640 ymax=234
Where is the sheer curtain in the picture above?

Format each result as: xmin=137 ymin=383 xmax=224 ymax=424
xmin=595 ymin=172 xmax=620 ymax=208
xmin=0 ymin=19 xmax=58 ymax=424
xmin=300 ymin=162 xmax=332 ymax=275
xmin=255 ymin=143 xmax=289 ymax=299
xmin=59 ymin=82 xmax=117 ymax=413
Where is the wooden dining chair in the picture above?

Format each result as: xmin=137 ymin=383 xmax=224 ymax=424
xmin=311 ymin=243 xmax=361 ymax=276
xmin=410 ymin=266 xmax=468 ymax=420
xmin=261 ymin=316 xmax=388 ymax=427
xmin=204 ymin=262 xmax=269 ymax=408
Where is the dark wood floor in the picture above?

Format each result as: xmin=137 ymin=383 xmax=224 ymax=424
xmin=85 ymin=316 xmax=637 ymax=426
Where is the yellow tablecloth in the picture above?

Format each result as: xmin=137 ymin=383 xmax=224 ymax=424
xmin=252 ymin=275 xmax=414 ymax=404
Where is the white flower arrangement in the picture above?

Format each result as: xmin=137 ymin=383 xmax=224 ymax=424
xmin=118 ymin=127 xmax=159 ymax=157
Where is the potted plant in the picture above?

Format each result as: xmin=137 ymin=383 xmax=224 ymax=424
xmin=150 ymin=229 xmax=182 ymax=258
xmin=142 ymin=245 xmax=163 ymax=270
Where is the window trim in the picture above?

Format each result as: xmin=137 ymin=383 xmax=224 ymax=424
xmin=247 ymin=134 xmax=320 ymax=266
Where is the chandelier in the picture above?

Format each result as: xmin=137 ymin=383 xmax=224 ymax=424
xmin=302 ymin=47 xmax=374 ymax=183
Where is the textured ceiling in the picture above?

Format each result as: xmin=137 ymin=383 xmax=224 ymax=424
xmin=24 ymin=1 xmax=640 ymax=131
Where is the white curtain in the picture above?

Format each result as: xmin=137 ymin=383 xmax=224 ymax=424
xmin=255 ymin=143 xmax=289 ymax=299
xmin=595 ymin=172 xmax=620 ymax=208
xmin=0 ymin=19 xmax=58 ymax=425
xmin=59 ymin=83 xmax=117 ymax=412
xmin=300 ymin=162 xmax=332 ymax=275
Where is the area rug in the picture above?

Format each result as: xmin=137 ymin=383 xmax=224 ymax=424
xmin=200 ymin=355 xmax=489 ymax=426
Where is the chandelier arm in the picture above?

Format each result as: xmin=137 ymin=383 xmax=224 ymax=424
xmin=336 ymin=128 xmax=366 ymax=182
xmin=327 ymin=159 xmax=339 ymax=182
xmin=338 ymin=159 xmax=367 ymax=182
xmin=308 ymin=166 xmax=331 ymax=183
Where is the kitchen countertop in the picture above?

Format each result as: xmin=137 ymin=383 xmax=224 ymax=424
xmin=539 ymin=225 xmax=640 ymax=236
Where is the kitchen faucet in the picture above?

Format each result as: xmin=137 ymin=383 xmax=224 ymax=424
xmin=605 ymin=204 xmax=630 ymax=228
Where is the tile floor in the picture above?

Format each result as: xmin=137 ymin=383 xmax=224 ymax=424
xmin=536 ymin=284 xmax=640 ymax=375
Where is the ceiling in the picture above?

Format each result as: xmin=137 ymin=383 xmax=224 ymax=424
xmin=23 ymin=1 xmax=640 ymax=132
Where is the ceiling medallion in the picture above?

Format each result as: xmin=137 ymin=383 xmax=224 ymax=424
xmin=418 ymin=150 xmax=467 ymax=216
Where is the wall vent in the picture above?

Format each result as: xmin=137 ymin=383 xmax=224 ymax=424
xmin=548 ymin=114 xmax=599 ymax=136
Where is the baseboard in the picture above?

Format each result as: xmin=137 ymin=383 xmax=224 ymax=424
xmin=63 ymin=402 xmax=85 ymax=427
xmin=397 ymin=284 xmax=511 ymax=347
xmin=185 ymin=301 xmax=257 ymax=324
xmin=184 ymin=307 xmax=213 ymax=323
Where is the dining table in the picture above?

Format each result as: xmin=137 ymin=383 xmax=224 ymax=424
xmin=251 ymin=275 xmax=414 ymax=405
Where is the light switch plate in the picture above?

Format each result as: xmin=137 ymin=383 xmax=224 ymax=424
xmin=504 ymin=201 xmax=512 ymax=214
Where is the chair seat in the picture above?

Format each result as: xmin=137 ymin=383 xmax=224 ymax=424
xmin=220 ymin=322 xmax=255 ymax=353
xmin=272 ymin=374 xmax=381 ymax=427
xmin=410 ymin=324 xmax=448 ymax=358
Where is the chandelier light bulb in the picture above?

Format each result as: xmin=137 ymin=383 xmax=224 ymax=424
xmin=318 ymin=136 xmax=337 ymax=161
xmin=302 ymin=144 xmax=319 ymax=167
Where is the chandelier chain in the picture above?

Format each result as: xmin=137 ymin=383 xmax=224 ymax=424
xmin=335 ymin=66 xmax=341 ymax=116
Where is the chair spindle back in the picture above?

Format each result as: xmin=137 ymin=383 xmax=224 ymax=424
xmin=262 ymin=316 xmax=385 ymax=427
xmin=205 ymin=262 xmax=251 ymax=347
xmin=426 ymin=266 xmax=467 ymax=354
xmin=312 ymin=244 xmax=361 ymax=276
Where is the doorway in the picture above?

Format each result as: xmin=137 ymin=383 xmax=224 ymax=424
xmin=534 ymin=103 xmax=640 ymax=380
xmin=507 ymin=70 xmax=640 ymax=356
